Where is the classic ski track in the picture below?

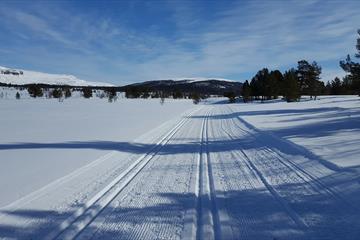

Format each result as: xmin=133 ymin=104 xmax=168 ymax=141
xmin=218 ymin=109 xmax=308 ymax=230
xmin=195 ymin=109 xmax=221 ymax=240
xmin=80 ymin=116 xmax=203 ymax=240
xmin=225 ymin=105 xmax=357 ymax=210
xmin=46 ymin=107 xmax=201 ymax=240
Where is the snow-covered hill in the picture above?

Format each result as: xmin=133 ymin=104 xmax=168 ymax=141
xmin=0 ymin=66 xmax=113 ymax=86
xmin=170 ymin=77 xmax=236 ymax=83
xmin=125 ymin=78 xmax=242 ymax=95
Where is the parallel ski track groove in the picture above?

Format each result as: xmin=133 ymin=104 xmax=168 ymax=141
xmin=218 ymin=110 xmax=308 ymax=230
xmin=47 ymin=107 xmax=200 ymax=240
xmin=196 ymin=109 xmax=221 ymax=240
xmin=226 ymin=105 xmax=358 ymax=210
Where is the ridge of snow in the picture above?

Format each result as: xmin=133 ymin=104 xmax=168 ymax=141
xmin=0 ymin=66 xmax=113 ymax=86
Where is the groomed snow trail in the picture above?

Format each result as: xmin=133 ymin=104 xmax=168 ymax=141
xmin=0 ymin=102 xmax=359 ymax=240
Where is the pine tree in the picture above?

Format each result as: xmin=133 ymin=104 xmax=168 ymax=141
xmin=297 ymin=60 xmax=322 ymax=99
xmin=241 ymin=80 xmax=251 ymax=102
xmin=330 ymin=77 xmax=342 ymax=95
xmin=340 ymin=29 xmax=360 ymax=96
xmin=309 ymin=61 xmax=322 ymax=99
xmin=250 ymin=68 xmax=269 ymax=101
xmin=283 ymin=69 xmax=300 ymax=102
xmin=269 ymin=70 xmax=283 ymax=99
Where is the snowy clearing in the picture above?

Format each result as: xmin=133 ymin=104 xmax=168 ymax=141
xmin=0 ymin=96 xmax=359 ymax=239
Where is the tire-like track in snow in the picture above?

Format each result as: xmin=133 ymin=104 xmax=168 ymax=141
xmin=46 ymin=108 xmax=200 ymax=240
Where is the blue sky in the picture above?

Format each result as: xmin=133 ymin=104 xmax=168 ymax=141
xmin=0 ymin=0 xmax=359 ymax=85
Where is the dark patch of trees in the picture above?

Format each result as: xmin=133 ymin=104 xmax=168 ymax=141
xmin=340 ymin=29 xmax=360 ymax=96
xmin=105 ymin=87 xmax=117 ymax=102
xmin=283 ymin=69 xmax=300 ymax=102
xmin=241 ymin=80 xmax=251 ymax=102
xmin=82 ymin=87 xmax=93 ymax=98
xmin=64 ymin=88 xmax=72 ymax=98
xmin=121 ymin=80 xmax=241 ymax=101
xmin=224 ymin=91 xmax=236 ymax=103
xmin=27 ymin=84 xmax=43 ymax=98
xmin=242 ymin=60 xmax=321 ymax=103
xmin=51 ymin=88 xmax=63 ymax=98
xmin=190 ymin=92 xmax=201 ymax=104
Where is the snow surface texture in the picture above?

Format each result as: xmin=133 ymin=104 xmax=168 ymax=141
xmin=0 ymin=66 xmax=112 ymax=86
xmin=0 ymin=95 xmax=359 ymax=239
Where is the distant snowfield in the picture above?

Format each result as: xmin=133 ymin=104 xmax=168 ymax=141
xmin=0 ymin=95 xmax=359 ymax=239
xmin=0 ymin=66 xmax=112 ymax=86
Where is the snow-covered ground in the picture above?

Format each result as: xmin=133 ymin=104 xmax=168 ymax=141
xmin=0 ymin=66 xmax=112 ymax=86
xmin=232 ymin=96 xmax=360 ymax=168
xmin=0 ymin=95 xmax=359 ymax=239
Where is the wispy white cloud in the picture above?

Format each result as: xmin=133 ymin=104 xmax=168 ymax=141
xmin=0 ymin=0 xmax=359 ymax=84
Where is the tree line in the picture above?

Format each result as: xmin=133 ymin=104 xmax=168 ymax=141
xmin=241 ymin=60 xmax=322 ymax=103
xmin=240 ymin=29 xmax=360 ymax=103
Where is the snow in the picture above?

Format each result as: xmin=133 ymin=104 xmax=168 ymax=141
xmin=165 ymin=77 xmax=238 ymax=83
xmin=0 ymin=97 xmax=196 ymax=207
xmin=0 ymin=94 xmax=359 ymax=239
xmin=231 ymin=96 xmax=360 ymax=168
xmin=0 ymin=66 xmax=112 ymax=86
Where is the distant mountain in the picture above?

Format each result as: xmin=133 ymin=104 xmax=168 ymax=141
xmin=0 ymin=66 xmax=113 ymax=87
xmin=122 ymin=78 xmax=242 ymax=95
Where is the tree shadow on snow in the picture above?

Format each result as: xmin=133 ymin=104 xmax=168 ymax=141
xmin=0 ymin=179 xmax=359 ymax=240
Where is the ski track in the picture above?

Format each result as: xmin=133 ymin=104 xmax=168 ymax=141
xmin=1 ymin=102 xmax=359 ymax=240
xmin=76 ymin=107 xmax=209 ymax=240
xmin=195 ymin=109 xmax=220 ymax=240
xmin=221 ymin=105 xmax=360 ymax=239
xmin=47 ymin=107 xmax=201 ymax=240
